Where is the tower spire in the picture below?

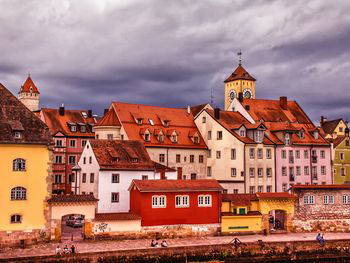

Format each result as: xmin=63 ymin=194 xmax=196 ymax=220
xmin=237 ymin=49 xmax=242 ymax=65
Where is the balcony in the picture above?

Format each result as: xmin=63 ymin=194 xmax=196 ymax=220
xmin=52 ymin=163 xmax=66 ymax=171
xmin=289 ymin=157 xmax=294 ymax=164
xmin=52 ymin=183 xmax=66 ymax=191
xmin=289 ymin=175 xmax=295 ymax=182
xmin=312 ymin=156 xmax=318 ymax=163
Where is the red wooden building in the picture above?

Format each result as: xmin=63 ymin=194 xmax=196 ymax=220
xmin=129 ymin=179 xmax=223 ymax=226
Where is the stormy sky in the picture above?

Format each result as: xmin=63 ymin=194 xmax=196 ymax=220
xmin=1 ymin=0 xmax=350 ymax=122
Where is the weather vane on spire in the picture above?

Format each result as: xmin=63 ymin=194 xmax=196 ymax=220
xmin=237 ymin=49 xmax=242 ymax=65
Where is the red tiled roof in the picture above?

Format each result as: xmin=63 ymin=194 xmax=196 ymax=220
xmin=131 ymin=179 xmax=224 ymax=192
xmin=321 ymin=119 xmax=343 ymax=135
xmin=19 ymin=76 xmax=40 ymax=94
xmin=224 ymin=65 xmax=256 ymax=83
xmin=222 ymin=194 xmax=257 ymax=206
xmin=256 ymin=192 xmax=297 ymax=199
xmin=97 ymin=108 xmax=121 ymax=126
xmin=95 ymin=212 xmax=141 ymax=221
xmin=153 ymin=161 xmax=176 ymax=173
xmin=47 ymin=194 xmax=98 ymax=203
xmin=40 ymin=108 xmax=97 ymax=137
xmin=101 ymin=102 xmax=207 ymax=149
xmin=190 ymin=103 xmax=211 ymax=117
xmin=0 ymin=83 xmax=52 ymax=144
xmin=292 ymin=184 xmax=350 ymax=190
xmin=90 ymin=139 xmax=156 ymax=171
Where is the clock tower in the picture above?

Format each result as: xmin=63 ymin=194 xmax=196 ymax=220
xmin=224 ymin=53 xmax=256 ymax=110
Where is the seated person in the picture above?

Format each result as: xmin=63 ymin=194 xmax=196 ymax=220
xmin=151 ymin=240 xmax=158 ymax=247
xmin=161 ymin=240 xmax=168 ymax=247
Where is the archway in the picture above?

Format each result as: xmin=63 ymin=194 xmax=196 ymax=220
xmin=268 ymin=210 xmax=286 ymax=231
xmin=61 ymin=214 xmax=85 ymax=242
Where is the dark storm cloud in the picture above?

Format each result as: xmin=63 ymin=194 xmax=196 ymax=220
xmin=1 ymin=0 xmax=350 ymax=121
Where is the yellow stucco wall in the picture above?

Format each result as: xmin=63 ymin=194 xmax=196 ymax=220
xmin=222 ymin=202 xmax=231 ymax=213
xmin=222 ymin=216 xmax=261 ymax=233
xmin=0 ymin=144 xmax=50 ymax=231
xmin=50 ymin=204 xmax=96 ymax=220
xmin=225 ymin=79 xmax=255 ymax=110
xmin=258 ymin=199 xmax=295 ymax=215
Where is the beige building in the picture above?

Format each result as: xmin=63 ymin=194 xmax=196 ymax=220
xmin=94 ymin=102 xmax=208 ymax=179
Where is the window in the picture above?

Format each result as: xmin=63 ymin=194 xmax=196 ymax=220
xmin=257 ymin=148 xmax=263 ymax=159
xmin=303 ymin=150 xmax=308 ymax=159
xmin=231 ymin=168 xmax=237 ymax=177
xmin=282 ymin=183 xmax=288 ymax=192
xmin=321 ymin=166 xmax=326 ymax=175
xmin=158 ymin=134 xmax=164 ymax=142
xmin=312 ymin=166 xmax=317 ymax=176
xmin=10 ymin=214 xmax=22 ymax=224
xmin=258 ymin=168 xmax=263 ymax=178
xmin=107 ymin=134 xmax=113 ymax=140
xmin=176 ymin=154 xmax=181 ymax=163
xmin=152 ymin=195 xmax=166 ymax=208
xmin=320 ymin=150 xmax=325 ymax=159
xmin=198 ymin=195 xmax=212 ymax=207
xmin=249 ymin=186 xmax=255 ymax=194
xmin=217 ymin=131 xmax=223 ymax=140
xmin=254 ymin=130 xmax=263 ymax=143
xmin=68 ymin=156 xmax=76 ymax=165
xmin=83 ymin=157 xmax=86 ymax=164
xmin=207 ymin=149 xmax=211 ymax=158
xmin=70 ymin=125 xmax=77 ymax=132
xmin=11 ymin=187 xmax=27 ymax=200
xmin=240 ymin=129 xmax=246 ymax=137
xmin=171 ymin=134 xmax=178 ymax=143
xmin=323 ymin=195 xmax=334 ymax=204
xmin=266 ymin=149 xmax=271 ymax=159
xmin=216 ymin=151 xmax=221 ymax=159
xmin=13 ymin=158 xmax=26 ymax=171
xmin=342 ymin=195 xmax=350 ymax=204
xmin=207 ymin=167 xmax=212 ymax=177
xmin=304 ymin=195 xmax=315 ymax=204
xmin=56 ymin=139 xmax=63 ymax=147
xmin=190 ymin=173 xmax=197 ymax=180
xmin=112 ymin=174 xmax=120 ymax=183
xmin=89 ymin=156 xmax=92 ymax=164
xmin=282 ymin=167 xmax=287 ymax=176
xmin=193 ymin=136 xmax=199 ymax=144
xmin=142 ymin=175 xmax=148 ymax=180
xmin=82 ymin=173 xmax=86 ymax=183
xmin=285 ymin=133 xmax=290 ymax=145
xmin=296 ymin=150 xmax=300 ymax=159
xmin=69 ymin=140 xmax=76 ymax=148
xmin=346 ymin=140 xmax=350 ymax=147
xmin=111 ymin=192 xmax=119 ymax=203
xmin=239 ymin=208 xmax=246 ymax=215
xmin=131 ymin=158 xmax=139 ymax=163
xmin=266 ymin=168 xmax=272 ymax=177
xmin=175 ymin=195 xmax=189 ymax=207
xmin=14 ymin=132 xmax=22 ymax=139
xmin=82 ymin=140 xmax=87 ymax=147
xmin=249 ymin=168 xmax=255 ymax=178
xmin=231 ymin=149 xmax=236 ymax=160
xmin=233 ymin=189 xmax=239 ymax=194
xmin=159 ymin=154 xmax=165 ymax=163
xmin=258 ymin=185 xmax=263 ymax=192
xmin=80 ymin=126 xmax=86 ymax=133
xmin=304 ymin=166 xmax=309 ymax=175
xmin=69 ymin=173 xmax=75 ymax=183
xmin=55 ymin=155 xmax=63 ymax=164
xmin=340 ymin=152 xmax=345 ymax=160
xmin=249 ymin=148 xmax=255 ymax=159
xmin=296 ymin=166 xmax=301 ymax=176
xmin=202 ymin=116 xmax=206 ymax=123
xmin=54 ymin=174 xmax=62 ymax=184
xmin=266 ymin=185 xmax=272 ymax=192
xmin=199 ymin=155 xmax=204 ymax=163
xmin=281 ymin=150 xmax=286 ymax=159
xmin=90 ymin=173 xmax=94 ymax=183
xmin=190 ymin=155 xmax=195 ymax=163
xmin=341 ymin=168 xmax=346 ymax=176
xmin=208 ymin=131 xmax=212 ymax=140
xmin=144 ymin=133 xmax=150 ymax=142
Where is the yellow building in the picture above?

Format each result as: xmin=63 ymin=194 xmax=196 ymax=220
xmin=0 ymin=83 xmax=52 ymax=246
xmin=224 ymin=60 xmax=256 ymax=110
xmin=221 ymin=193 xmax=296 ymax=234
xmin=320 ymin=117 xmax=348 ymax=139
xmin=332 ymin=133 xmax=350 ymax=184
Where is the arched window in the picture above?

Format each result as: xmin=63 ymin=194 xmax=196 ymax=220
xmin=13 ymin=158 xmax=26 ymax=171
xmin=11 ymin=187 xmax=27 ymax=200
xmin=10 ymin=214 xmax=22 ymax=223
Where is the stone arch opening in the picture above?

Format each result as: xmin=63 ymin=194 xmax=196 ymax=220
xmin=268 ymin=209 xmax=286 ymax=231
xmin=61 ymin=214 xmax=85 ymax=242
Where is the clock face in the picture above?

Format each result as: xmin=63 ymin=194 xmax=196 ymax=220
xmin=229 ymin=89 xmax=236 ymax=101
xmin=243 ymin=89 xmax=252 ymax=99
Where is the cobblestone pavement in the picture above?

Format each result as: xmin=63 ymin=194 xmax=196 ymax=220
xmin=1 ymin=232 xmax=350 ymax=259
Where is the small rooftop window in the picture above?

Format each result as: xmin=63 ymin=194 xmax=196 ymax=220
xmin=131 ymin=158 xmax=139 ymax=163
xmin=81 ymin=112 xmax=87 ymax=118
xmin=14 ymin=132 xmax=22 ymax=139
xmin=149 ymin=119 xmax=154 ymax=126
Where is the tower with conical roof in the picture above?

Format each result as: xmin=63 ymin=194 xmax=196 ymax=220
xmin=224 ymin=52 xmax=256 ymax=110
xmin=18 ymin=75 xmax=40 ymax=111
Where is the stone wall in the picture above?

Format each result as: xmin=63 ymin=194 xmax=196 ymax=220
xmin=0 ymin=229 xmax=47 ymax=248
xmin=293 ymin=219 xmax=350 ymax=232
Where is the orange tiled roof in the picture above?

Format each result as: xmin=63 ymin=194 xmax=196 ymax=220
xmin=131 ymin=179 xmax=224 ymax=192
xmin=224 ymin=64 xmax=256 ymax=83
xmin=222 ymin=194 xmax=257 ymax=206
xmin=47 ymin=194 xmax=98 ymax=203
xmin=19 ymin=76 xmax=40 ymax=94
xmin=106 ymin=102 xmax=207 ymax=149
xmin=40 ymin=108 xmax=97 ymax=137
xmin=292 ymin=184 xmax=350 ymax=190
xmin=0 ymin=83 xmax=51 ymax=144
xmin=97 ymin=108 xmax=121 ymax=126
xmin=95 ymin=212 xmax=141 ymax=221
xmin=256 ymin=192 xmax=297 ymax=199
xmin=91 ymin=139 xmax=156 ymax=171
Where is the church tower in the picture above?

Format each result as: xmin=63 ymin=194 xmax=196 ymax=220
xmin=224 ymin=52 xmax=256 ymax=110
xmin=18 ymin=75 xmax=40 ymax=111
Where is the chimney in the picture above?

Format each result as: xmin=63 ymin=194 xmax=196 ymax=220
xmin=88 ymin=110 xmax=93 ymax=118
xmin=187 ymin=105 xmax=191 ymax=114
xmin=346 ymin=127 xmax=350 ymax=137
xmin=104 ymin=108 xmax=109 ymax=115
xmin=214 ymin=108 xmax=220 ymax=119
xmin=320 ymin=116 xmax=327 ymax=125
xmin=177 ymin=167 xmax=183 ymax=180
xmin=238 ymin=92 xmax=244 ymax=102
xmin=59 ymin=104 xmax=65 ymax=116
xmin=280 ymin=96 xmax=287 ymax=110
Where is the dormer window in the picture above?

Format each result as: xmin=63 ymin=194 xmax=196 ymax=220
xmin=137 ymin=119 xmax=143 ymax=125
xmin=145 ymin=133 xmax=150 ymax=142
xmin=163 ymin=120 xmax=170 ymax=127
xmin=171 ymin=134 xmax=178 ymax=143
xmin=285 ymin=133 xmax=291 ymax=145
xmin=313 ymin=131 xmax=319 ymax=139
xmin=240 ymin=130 xmax=246 ymax=137
xmin=131 ymin=158 xmax=139 ymax=163
xmin=149 ymin=119 xmax=154 ymax=126
xmin=14 ymin=132 xmax=22 ymax=139
xmin=70 ymin=125 xmax=76 ymax=132
xmin=194 ymin=136 xmax=199 ymax=144
xmin=299 ymin=130 xmax=304 ymax=139
xmin=254 ymin=130 xmax=264 ymax=143
xmin=80 ymin=125 xmax=86 ymax=133
xmin=158 ymin=134 xmax=164 ymax=142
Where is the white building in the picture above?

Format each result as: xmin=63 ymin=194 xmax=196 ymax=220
xmin=76 ymin=139 xmax=176 ymax=213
